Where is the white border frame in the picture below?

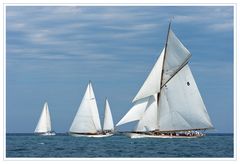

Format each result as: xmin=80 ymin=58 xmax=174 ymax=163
xmin=1 ymin=0 xmax=238 ymax=162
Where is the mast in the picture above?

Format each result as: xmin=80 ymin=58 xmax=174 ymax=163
xmin=157 ymin=20 xmax=172 ymax=105
xmin=103 ymin=97 xmax=107 ymax=131
xmin=45 ymin=102 xmax=49 ymax=131
xmin=156 ymin=20 xmax=172 ymax=130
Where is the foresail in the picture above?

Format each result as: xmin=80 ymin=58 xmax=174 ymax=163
xmin=34 ymin=102 xmax=51 ymax=133
xmin=103 ymin=99 xmax=114 ymax=131
xmin=116 ymin=97 xmax=149 ymax=127
xmin=158 ymin=65 xmax=213 ymax=131
xmin=69 ymin=83 xmax=99 ymax=133
xmin=161 ymin=29 xmax=191 ymax=86
xmin=135 ymin=94 xmax=158 ymax=132
xmin=132 ymin=49 xmax=165 ymax=102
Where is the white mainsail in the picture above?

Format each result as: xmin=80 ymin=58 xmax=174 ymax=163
xmin=158 ymin=64 xmax=213 ymax=131
xmin=103 ymin=98 xmax=114 ymax=131
xmin=69 ymin=82 xmax=102 ymax=133
xmin=116 ymin=23 xmax=213 ymax=133
xmin=34 ymin=102 xmax=52 ymax=133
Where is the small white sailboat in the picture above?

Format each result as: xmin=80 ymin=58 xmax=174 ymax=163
xmin=116 ymin=22 xmax=213 ymax=138
xmin=103 ymin=98 xmax=114 ymax=136
xmin=69 ymin=81 xmax=114 ymax=137
xmin=34 ymin=102 xmax=56 ymax=136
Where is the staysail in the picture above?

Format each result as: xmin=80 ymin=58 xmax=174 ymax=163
xmin=116 ymin=97 xmax=149 ymax=127
xmin=69 ymin=82 xmax=102 ymax=133
xmin=34 ymin=102 xmax=52 ymax=133
xmin=103 ymin=98 xmax=114 ymax=131
xmin=134 ymin=94 xmax=158 ymax=132
xmin=132 ymin=49 xmax=164 ymax=102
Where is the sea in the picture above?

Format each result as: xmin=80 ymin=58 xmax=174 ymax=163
xmin=6 ymin=133 xmax=233 ymax=158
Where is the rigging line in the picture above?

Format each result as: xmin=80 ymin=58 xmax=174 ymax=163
xmin=160 ymin=56 xmax=191 ymax=89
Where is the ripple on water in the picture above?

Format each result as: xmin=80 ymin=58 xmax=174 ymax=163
xmin=6 ymin=134 xmax=234 ymax=158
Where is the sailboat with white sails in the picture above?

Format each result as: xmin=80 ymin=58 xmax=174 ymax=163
xmin=116 ymin=22 xmax=213 ymax=138
xmin=69 ymin=81 xmax=114 ymax=137
xmin=103 ymin=98 xmax=115 ymax=134
xmin=34 ymin=102 xmax=56 ymax=136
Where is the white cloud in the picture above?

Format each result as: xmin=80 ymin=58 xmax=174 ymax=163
xmin=191 ymin=61 xmax=233 ymax=77
xmin=208 ymin=22 xmax=233 ymax=32
xmin=174 ymin=15 xmax=196 ymax=22
xmin=172 ymin=7 xmax=233 ymax=32
xmin=6 ymin=6 xmax=233 ymax=66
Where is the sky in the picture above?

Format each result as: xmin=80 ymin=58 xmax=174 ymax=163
xmin=6 ymin=6 xmax=233 ymax=133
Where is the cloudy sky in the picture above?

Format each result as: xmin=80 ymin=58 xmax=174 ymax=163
xmin=6 ymin=6 xmax=233 ymax=133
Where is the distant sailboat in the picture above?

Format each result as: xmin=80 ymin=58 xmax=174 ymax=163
xmin=116 ymin=22 xmax=213 ymax=138
xmin=103 ymin=98 xmax=114 ymax=134
xmin=34 ymin=102 xmax=56 ymax=136
xmin=69 ymin=81 xmax=114 ymax=137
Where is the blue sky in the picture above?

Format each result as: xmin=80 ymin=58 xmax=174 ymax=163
xmin=6 ymin=6 xmax=233 ymax=133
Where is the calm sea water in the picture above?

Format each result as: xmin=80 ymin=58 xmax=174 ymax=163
xmin=6 ymin=133 xmax=233 ymax=158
